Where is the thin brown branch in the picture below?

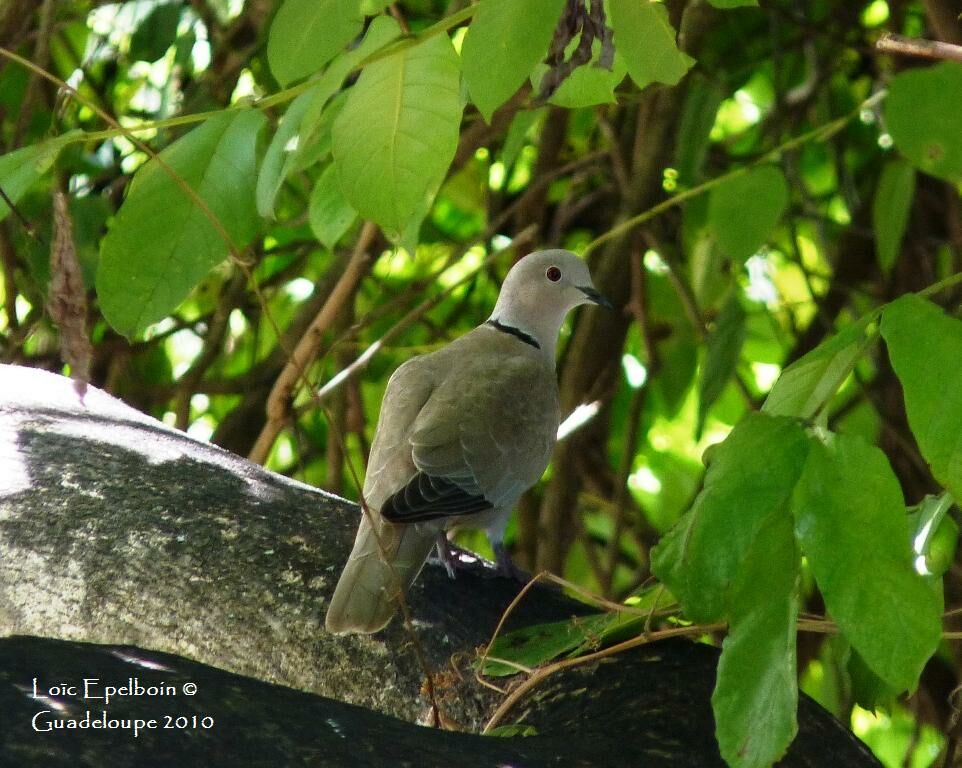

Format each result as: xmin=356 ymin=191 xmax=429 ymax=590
xmin=481 ymin=612 xmax=842 ymax=733
xmin=248 ymin=223 xmax=377 ymax=465
xmin=477 ymin=564 xmax=847 ymax=734
xmin=482 ymin=620 xmax=727 ymax=734
xmin=876 ymin=32 xmax=962 ymax=63
xmin=0 ymin=186 xmax=38 ymax=238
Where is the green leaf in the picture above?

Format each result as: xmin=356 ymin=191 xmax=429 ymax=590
xmin=908 ymin=493 xmax=957 ymax=579
xmin=129 ymin=2 xmax=182 ymax=62
xmin=697 ymin=293 xmax=746 ymax=437
xmin=673 ymin=75 xmax=725 ymax=187
xmin=886 ymin=62 xmax=962 ymax=183
xmin=286 ymin=93 xmax=344 ymax=174
xmin=482 ymin=613 xmax=622 ymax=677
xmin=713 ymin=512 xmax=799 ymax=768
xmin=501 ymin=109 xmax=542 ymax=169
xmin=173 ymin=25 xmax=196 ymax=69
xmin=847 ymin=646 xmax=899 ymax=711
xmin=872 ymin=159 xmax=915 ymax=273
xmin=309 ymin=164 xmax=357 ymax=249
xmin=607 ymin=0 xmax=694 ymax=91
xmin=359 ymin=0 xmax=390 ymax=12
xmin=690 ymin=240 xmax=729 ymax=310
xmin=482 ymin=591 xmax=675 ymax=677
xmin=487 ymin=724 xmax=539 ymax=737
xmin=928 ymin=514 xmax=959 ymax=579
xmin=267 ymin=0 xmax=364 ymax=86
xmin=708 ymin=165 xmax=789 ymax=262
xmin=332 ymin=33 xmax=463 ymax=238
xmin=98 ymin=110 xmax=264 ymax=337
xmin=0 ymin=136 xmax=74 ymax=224
xmin=461 ymin=0 xmax=565 ymax=122
xmin=531 ymin=49 xmax=628 ymax=109
xmin=651 ymin=413 xmax=810 ymax=622
xmin=70 ymin=195 xmax=111 ymax=288
xmin=881 ymin=294 xmax=962 ymax=500
xmin=289 ymin=17 xmax=402 ymax=175
xmin=651 ymin=334 xmax=697 ymax=417
xmin=256 ymin=85 xmax=318 ymax=218
xmin=763 ymin=312 xmax=877 ymax=420
xmin=708 ymin=0 xmax=758 ymax=7
xmin=792 ymin=432 xmax=942 ymax=691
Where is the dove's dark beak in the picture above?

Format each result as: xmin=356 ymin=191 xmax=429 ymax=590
xmin=578 ymin=285 xmax=614 ymax=310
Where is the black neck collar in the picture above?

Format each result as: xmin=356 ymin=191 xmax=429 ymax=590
xmin=486 ymin=319 xmax=541 ymax=350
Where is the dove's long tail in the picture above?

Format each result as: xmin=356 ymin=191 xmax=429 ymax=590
xmin=325 ymin=514 xmax=435 ymax=634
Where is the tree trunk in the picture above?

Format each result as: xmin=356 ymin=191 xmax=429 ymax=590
xmin=0 ymin=364 xmax=880 ymax=767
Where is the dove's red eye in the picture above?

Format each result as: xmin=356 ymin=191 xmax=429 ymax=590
xmin=546 ymin=266 xmax=562 ymax=282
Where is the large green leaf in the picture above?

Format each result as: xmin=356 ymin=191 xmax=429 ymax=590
xmin=98 ymin=110 xmax=264 ymax=337
xmin=886 ymin=62 xmax=962 ymax=183
xmin=763 ymin=313 xmax=876 ymax=420
xmin=461 ymin=0 xmax=565 ymax=122
xmin=257 ymin=85 xmax=318 ymax=219
xmin=309 ymin=164 xmax=357 ymax=249
xmin=332 ymin=32 xmax=463 ymax=238
xmin=267 ymin=0 xmax=364 ymax=86
xmin=0 ymin=136 xmax=74 ymax=224
xmin=881 ymin=294 xmax=962 ymax=500
xmin=607 ymin=0 xmax=694 ymax=91
xmin=713 ymin=513 xmax=799 ymax=768
xmin=284 ymin=17 xmax=401 ymax=179
xmin=650 ymin=413 xmax=810 ymax=623
xmin=792 ymin=432 xmax=942 ymax=691
xmin=697 ymin=292 xmax=746 ymax=436
xmin=872 ymin=159 xmax=915 ymax=273
xmin=708 ymin=165 xmax=789 ymax=262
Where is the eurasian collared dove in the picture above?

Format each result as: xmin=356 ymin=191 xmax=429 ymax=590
xmin=325 ymin=250 xmax=611 ymax=634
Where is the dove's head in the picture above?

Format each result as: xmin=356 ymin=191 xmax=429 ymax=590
xmin=488 ymin=249 xmax=612 ymax=357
